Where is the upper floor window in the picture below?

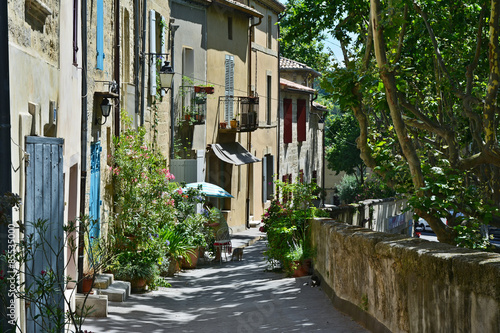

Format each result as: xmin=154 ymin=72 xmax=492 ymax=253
xmin=228 ymin=17 xmax=233 ymax=40
xmin=267 ymin=15 xmax=272 ymax=49
xmin=283 ymin=98 xmax=292 ymax=144
xmin=267 ymin=75 xmax=272 ymax=125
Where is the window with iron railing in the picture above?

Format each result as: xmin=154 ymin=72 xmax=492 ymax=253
xmin=218 ymin=96 xmax=259 ymax=132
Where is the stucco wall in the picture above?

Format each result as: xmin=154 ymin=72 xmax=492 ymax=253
xmin=310 ymin=219 xmax=500 ymax=333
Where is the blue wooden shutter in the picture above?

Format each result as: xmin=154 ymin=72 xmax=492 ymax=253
xmin=25 ymin=137 xmax=64 ymax=333
xmin=96 ymin=0 xmax=104 ymax=69
xmin=89 ymin=142 xmax=102 ymax=240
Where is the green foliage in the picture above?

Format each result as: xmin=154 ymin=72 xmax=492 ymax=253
xmin=337 ymin=174 xmax=397 ymax=204
xmin=111 ymin=112 xmax=208 ymax=287
xmin=453 ymin=223 xmax=492 ymax=251
xmin=325 ymin=112 xmax=364 ymax=177
xmin=261 ymin=180 xmax=317 ymax=276
xmin=282 ymin=0 xmax=500 ymax=244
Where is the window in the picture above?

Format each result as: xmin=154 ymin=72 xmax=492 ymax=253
xmin=228 ymin=17 xmax=233 ymax=40
xmin=123 ymin=10 xmax=130 ymax=82
xmin=262 ymin=155 xmax=274 ymax=202
xmin=284 ymin=98 xmax=292 ymax=143
xmin=299 ymin=169 xmax=304 ymax=183
xmin=267 ymin=15 xmax=272 ymax=49
xmin=297 ymin=99 xmax=306 ymax=142
xmin=73 ymin=0 xmax=78 ymax=65
xmin=225 ymin=55 xmax=234 ymax=122
xmin=267 ymin=75 xmax=272 ymax=125
xmin=96 ymin=0 xmax=104 ymax=69
xmin=312 ymin=170 xmax=317 ymax=184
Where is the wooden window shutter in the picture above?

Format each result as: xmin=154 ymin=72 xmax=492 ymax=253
xmin=297 ymin=99 xmax=306 ymax=142
xmin=284 ymin=98 xmax=292 ymax=143
xmin=149 ymin=10 xmax=157 ymax=96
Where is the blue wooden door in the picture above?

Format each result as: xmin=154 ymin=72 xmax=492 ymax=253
xmin=89 ymin=142 xmax=102 ymax=240
xmin=25 ymin=136 xmax=64 ymax=333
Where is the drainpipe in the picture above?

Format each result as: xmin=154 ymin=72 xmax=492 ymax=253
xmin=134 ymin=0 xmax=140 ymax=122
xmin=140 ymin=0 xmax=147 ymax=126
xmin=276 ymin=12 xmax=285 ymax=191
xmin=78 ymin=0 xmax=88 ymax=293
xmin=114 ymin=0 xmax=120 ymax=136
xmin=246 ymin=16 xmax=262 ymax=229
xmin=0 ymin=1 xmax=11 ymax=328
xmin=169 ymin=22 xmax=179 ymax=160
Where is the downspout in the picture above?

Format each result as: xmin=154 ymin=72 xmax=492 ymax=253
xmin=0 ymin=1 xmax=11 ymax=327
xmin=134 ymin=0 xmax=140 ymax=122
xmin=246 ymin=16 xmax=261 ymax=229
xmin=276 ymin=13 xmax=284 ymax=194
xmin=169 ymin=22 xmax=179 ymax=160
xmin=114 ymin=0 xmax=120 ymax=136
xmin=311 ymin=92 xmax=325 ymax=207
xmin=140 ymin=0 xmax=147 ymax=126
xmin=78 ymin=0 xmax=88 ymax=293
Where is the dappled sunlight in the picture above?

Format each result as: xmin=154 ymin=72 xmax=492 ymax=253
xmin=83 ymin=239 xmax=367 ymax=333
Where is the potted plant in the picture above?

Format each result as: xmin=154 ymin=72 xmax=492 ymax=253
xmin=176 ymin=214 xmax=208 ymax=269
xmin=111 ymin=250 xmax=159 ymax=292
xmin=219 ymin=121 xmax=227 ymax=129
xmin=158 ymin=225 xmax=195 ymax=275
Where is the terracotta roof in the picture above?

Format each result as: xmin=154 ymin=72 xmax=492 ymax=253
xmin=280 ymin=78 xmax=316 ymax=93
xmin=280 ymin=57 xmax=321 ymax=77
xmin=214 ymin=0 xmax=264 ymax=18
xmin=312 ymin=101 xmax=328 ymax=112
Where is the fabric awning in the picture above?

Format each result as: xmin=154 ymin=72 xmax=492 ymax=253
xmin=211 ymin=142 xmax=261 ymax=165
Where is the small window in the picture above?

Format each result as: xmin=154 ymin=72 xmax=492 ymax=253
xmin=228 ymin=17 xmax=233 ymax=40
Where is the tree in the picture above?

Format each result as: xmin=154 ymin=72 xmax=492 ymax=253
xmin=325 ymin=112 xmax=366 ymax=184
xmin=278 ymin=1 xmax=331 ymax=73
xmin=282 ymin=0 xmax=500 ymax=245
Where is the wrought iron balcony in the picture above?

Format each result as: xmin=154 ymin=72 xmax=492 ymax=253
xmin=218 ymin=96 xmax=259 ymax=132
xmin=179 ymin=86 xmax=207 ymax=124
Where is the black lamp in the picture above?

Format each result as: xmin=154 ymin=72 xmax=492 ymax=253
xmin=97 ymin=98 xmax=112 ymax=125
xmin=159 ymin=61 xmax=174 ymax=90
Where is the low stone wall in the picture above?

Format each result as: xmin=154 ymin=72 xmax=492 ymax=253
xmin=310 ymin=219 xmax=500 ymax=332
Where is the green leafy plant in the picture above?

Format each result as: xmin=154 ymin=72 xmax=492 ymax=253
xmin=261 ymin=179 xmax=317 ymax=276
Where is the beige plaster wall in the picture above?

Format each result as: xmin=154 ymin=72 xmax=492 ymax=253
xmin=310 ymin=219 xmax=500 ymax=333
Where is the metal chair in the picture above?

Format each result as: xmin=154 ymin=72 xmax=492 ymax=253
xmin=213 ymin=227 xmax=232 ymax=264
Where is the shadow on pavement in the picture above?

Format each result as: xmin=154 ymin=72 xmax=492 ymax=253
xmin=82 ymin=240 xmax=367 ymax=333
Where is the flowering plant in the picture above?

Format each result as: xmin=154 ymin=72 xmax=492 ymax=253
xmin=261 ymin=179 xmax=317 ymax=276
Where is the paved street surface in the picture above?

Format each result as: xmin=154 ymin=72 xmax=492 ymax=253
xmin=82 ymin=229 xmax=368 ymax=333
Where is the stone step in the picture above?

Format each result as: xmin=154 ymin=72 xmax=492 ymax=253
xmin=99 ymin=281 xmax=131 ymax=302
xmin=93 ymin=273 xmax=114 ymax=289
xmin=76 ymin=293 xmax=108 ymax=317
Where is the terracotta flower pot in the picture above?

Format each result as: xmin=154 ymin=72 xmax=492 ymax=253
xmin=181 ymin=248 xmax=199 ymax=269
xmin=81 ymin=276 xmax=93 ymax=293
xmin=131 ymin=278 xmax=147 ymax=292
xmin=292 ymin=259 xmax=312 ymax=277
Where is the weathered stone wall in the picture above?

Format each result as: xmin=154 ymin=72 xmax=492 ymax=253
xmin=310 ymin=219 xmax=500 ymax=332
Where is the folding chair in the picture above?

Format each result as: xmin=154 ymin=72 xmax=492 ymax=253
xmin=213 ymin=227 xmax=232 ymax=264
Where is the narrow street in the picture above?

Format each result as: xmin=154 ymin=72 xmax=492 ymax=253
xmin=82 ymin=236 xmax=368 ymax=333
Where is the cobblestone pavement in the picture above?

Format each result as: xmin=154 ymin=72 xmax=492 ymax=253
xmin=82 ymin=235 xmax=368 ymax=333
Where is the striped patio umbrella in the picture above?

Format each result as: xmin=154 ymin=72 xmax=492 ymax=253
xmin=184 ymin=182 xmax=234 ymax=198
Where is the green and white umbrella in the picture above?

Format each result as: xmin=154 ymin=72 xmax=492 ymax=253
xmin=184 ymin=182 xmax=234 ymax=198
